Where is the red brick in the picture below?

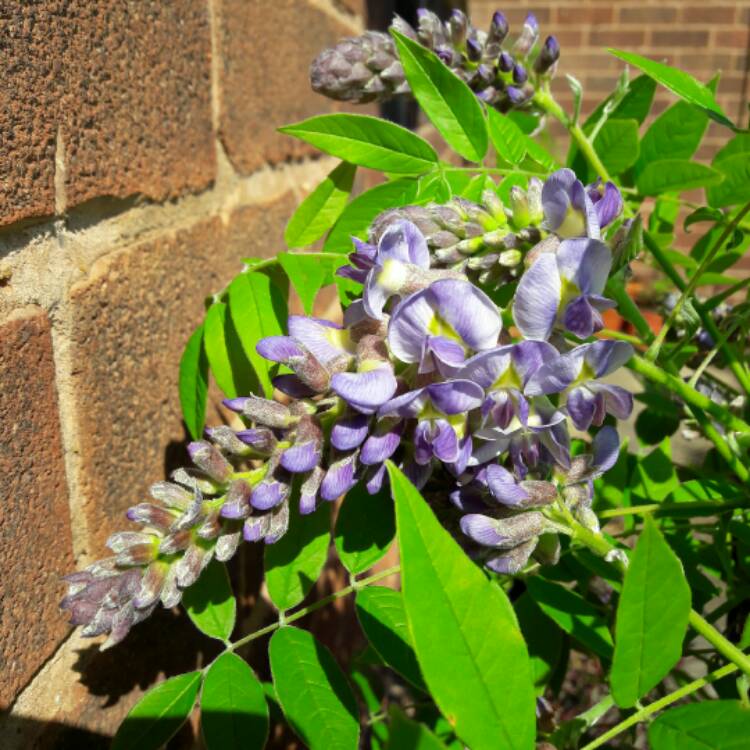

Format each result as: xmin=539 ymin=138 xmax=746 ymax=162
xmin=683 ymin=5 xmax=737 ymax=24
xmin=652 ymin=30 xmax=710 ymax=47
xmin=217 ymin=0 xmax=359 ymax=175
xmin=619 ymin=7 xmax=678 ymax=24
xmin=714 ymin=30 xmax=750 ymax=48
xmin=589 ymin=29 xmax=647 ymax=48
xmin=0 ymin=4 xmax=63 ymax=226
xmin=62 ymin=1 xmax=215 ymax=208
xmin=67 ymin=192 xmax=297 ymax=556
xmin=0 ymin=307 xmax=74 ymax=707
xmin=558 ymin=6 xmax=614 ymax=24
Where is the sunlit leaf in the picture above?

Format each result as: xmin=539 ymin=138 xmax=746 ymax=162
xmin=284 ymin=162 xmax=357 ymax=248
xmin=112 ymin=672 xmax=202 ymax=750
xmin=201 ymin=652 xmax=268 ymax=750
xmin=637 ymin=160 xmax=722 ymax=196
xmin=610 ymin=518 xmax=691 ymax=707
xmin=388 ymin=462 xmax=536 ymax=750
xmin=649 ymin=700 xmax=750 ymax=749
xmin=270 ymin=627 xmax=359 ymax=750
xmin=182 ymin=558 xmax=236 ymax=642
xmin=179 ymin=324 xmax=209 ymax=440
xmin=391 ymin=30 xmax=488 ymax=162
xmin=278 ymin=252 xmax=339 ymax=315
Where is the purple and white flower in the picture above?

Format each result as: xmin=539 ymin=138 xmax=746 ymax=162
xmin=525 ymin=340 xmax=634 ymax=430
xmin=513 ymin=237 xmax=615 ymax=340
xmin=541 ymin=168 xmax=600 ymax=239
xmin=388 ymin=279 xmax=501 ymax=375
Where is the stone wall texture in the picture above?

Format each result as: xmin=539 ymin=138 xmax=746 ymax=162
xmin=0 ymin=0 xmax=362 ymax=746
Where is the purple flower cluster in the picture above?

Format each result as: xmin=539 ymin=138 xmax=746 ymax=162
xmin=61 ymin=168 xmax=633 ymax=646
xmin=310 ymin=8 xmax=561 ymax=112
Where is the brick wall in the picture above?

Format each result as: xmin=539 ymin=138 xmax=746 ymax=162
xmin=0 ymin=1 xmax=364 ymax=746
xmin=470 ymin=1 xmax=750 ymax=158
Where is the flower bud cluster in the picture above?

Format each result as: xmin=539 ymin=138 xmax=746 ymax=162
xmin=62 ymin=168 xmax=632 ymax=645
xmin=310 ymin=9 xmax=560 ymax=112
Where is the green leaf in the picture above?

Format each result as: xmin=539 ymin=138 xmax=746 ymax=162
xmin=324 ymin=177 xmax=419 ymax=253
xmin=387 ymin=707 xmax=448 ymax=750
xmin=264 ymin=494 xmax=331 ymax=611
xmin=284 ymin=161 xmax=357 ymax=248
xmin=270 ymin=627 xmax=359 ymax=750
xmin=636 ymin=100 xmax=709 ymax=178
xmin=278 ymin=252 xmax=338 ymax=315
xmin=355 ymin=586 xmax=426 ymax=690
xmin=227 ymin=271 xmax=287 ymax=397
xmin=708 ymin=153 xmax=750 ymax=208
xmin=610 ymin=518 xmax=691 ymax=707
xmin=203 ymin=302 xmax=257 ymax=399
xmin=613 ymin=74 xmax=657 ymax=125
xmin=334 ymin=482 xmax=395 ymax=575
xmin=523 ymin=137 xmax=559 ymax=171
xmin=201 ymin=652 xmax=269 ymax=750
xmin=487 ymin=108 xmax=527 ymax=165
xmin=594 ymin=119 xmax=640 ymax=175
xmin=387 ymin=462 xmax=536 ymax=750
xmin=684 ymin=206 xmax=724 ymax=231
xmin=391 ymin=30 xmax=488 ymax=162
xmin=514 ymin=592 xmax=564 ymax=692
xmin=608 ymin=49 xmax=733 ymax=128
xmin=112 ymin=671 xmax=202 ymax=750
xmin=526 ymin=577 xmax=614 ymax=660
xmin=182 ymin=558 xmax=236 ymax=642
xmin=649 ymin=700 xmax=750 ymax=749
xmin=637 ymin=160 xmax=723 ymax=196
xmin=279 ymin=114 xmax=438 ymax=174
xmin=632 ymin=438 xmax=680 ymax=502
xmin=179 ymin=324 xmax=209 ymax=440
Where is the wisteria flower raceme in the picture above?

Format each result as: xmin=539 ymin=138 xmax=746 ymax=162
xmin=513 ymin=237 xmax=616 ymax=340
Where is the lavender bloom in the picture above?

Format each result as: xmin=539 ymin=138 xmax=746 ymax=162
xmin=526 ymin=340 xmax=634 ymax=430
xmin=542 ymin=168 xmax=601 ymax=239
xmin=380 ymin=380 xmax=484 ymax=473
xmin=513 ymin=238 xmax=616 ymax=340
xmin=388 ymin=279 xmax=501 ymax=375
xmin=587 ymin=180 xmax=624 ymax=229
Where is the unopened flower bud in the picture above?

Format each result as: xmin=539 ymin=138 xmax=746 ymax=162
xmin=488 ymin=11 xmax=509 ymax=45
xmin=448 ymin=9 xmax=468 ymax=46
xmin=513 ymin=63 xmax=528 ymax=84
xmin=224 ymin=395 xmax=295 ymax=429
xmin=498 ymin=51 xmax=514 ymax=72
xmin=485 ymin=537 xmax=538 ymax=574
xmin=205 ymin=426 xmax=252 ymax=456
xmin=498 ymin=249 xmax=523 ymax=268
xmin=509 ymin=186 xmax=531 ymax=226
xmin=187 ymin=441 xmax=232 ymax=483
xmin=534 ymin=35 xmax=560 ymax=75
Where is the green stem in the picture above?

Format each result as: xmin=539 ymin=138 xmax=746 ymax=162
xmin=642 ymin=230 xmax=750 ymax=395
xmin=628 ymin=354 xmax=750 ymax=435
xmin=532 ymin=88 xmax=612 ymax=183
xmin=580 ymin=660 xmax=741 ymax=750
xmin=598 ymin=497 xmax=748 ymax=519
xmin=606 ymin=278 xmax=656 ymax=344
xmin=228 ymin=565 xmax=400 ymax=651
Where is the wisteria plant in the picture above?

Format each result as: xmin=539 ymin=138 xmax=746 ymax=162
xmin=61 ymin=9 xmax=750 ymax=750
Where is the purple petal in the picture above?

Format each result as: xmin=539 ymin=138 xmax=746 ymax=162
xmin=432 ymin=419 xmax=460 ymax=463
xmin=362 ymin=266 xmax=395 ymax=320
xmin=592 ymin=425 xmax=620 ymax=474
xmin=402 ymin=459 xmax=432 ymax=489
xmin=280 ymin=441 xmax=321 ymax=474
xmin=485 ymin=538 xmax=537 ymax=574
xmin=336 ymin=264 xmax=368 ymax=283
xmin=452 ymin=435 xmax=473 ymax=475
xmin=590 ymin=382 xmax=634 ymax=420
xmin=251 ymin=480 xmax=288 ymax=510
xmin=485 ymin=464 xmax=530 ymax=506
xmin=425 ymin=279 xmax=502 ymax=351
xmin=243 ymin=514 xmax=271 ymax=542
xmin=513 ymin=254 xmax=561 ymax=341
xmin=320 ymin=454 xmax=358 ymax=501
xmin=331 ymin=366 xmax=398 ymax=414
xmin=273 ymin=374 xmax=317 ymax=398
xmin=365 ymin=463 xmax=387 ymax=494
xmin=589 ymin=181 xmax=623 ymax=228
xmin=352 ymin=236 xmax=377 ymax=261
xmin=387 ymin=289 xmax=442 ymax=365
xmin=287 ymin=316 xmax=352 ymax=368
xmin=583 ymin=340 xmax=634 ymax=378
xmin=525 ymin=350 xmax=584 ymax=396
xmin=378 ymin=220 xmax=430 ymax=267
xmin=421 ymin=335 xmax=467 ymax=375
xmin=567 ymin=386 xmax=597 ymax=431
xmin=512 ymin=341 xmax=559 ymax=385
xmin=300 ymin=466 xmax=325 ymax=515
xmin=541 ymin=168 xmax=579 ymax=233
xmin=563 ymin=295 xmax=602 ymax=338
xmin=459 ymin=346 xmax=514 ymax=388
xmin=460 ymin=514 xmax=510 ymax=547
xmin=557 ymin=238 xmax=612 ymax=296
xmin=361 ymin=422 xmax=403 ymax=465
xmin=414 ymin=421 xmax=433 ymax=465
xmin=331 ymin=414 xmax=370 ymax=451
xmin=256 ymin=336 xmax=303 ymax=363
xmin=379 ymin=387 xmax=427 ymax=418
xmin=426 ymin=379 xmax=485 ymax=415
